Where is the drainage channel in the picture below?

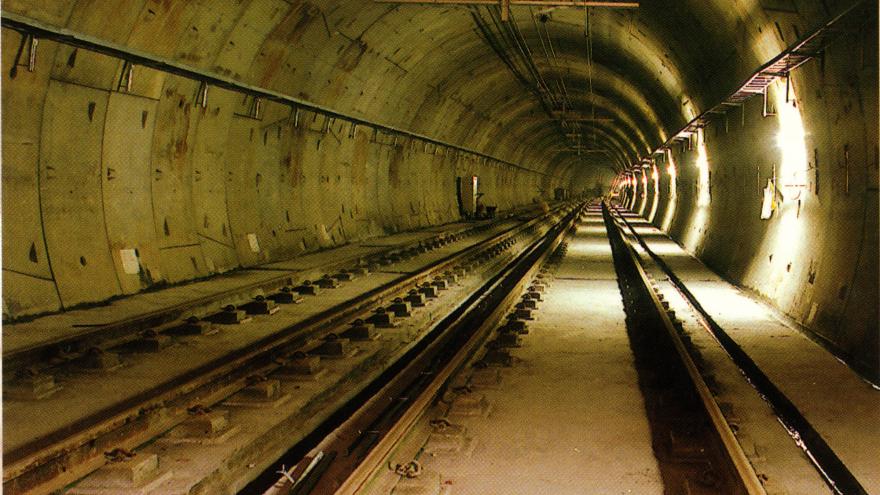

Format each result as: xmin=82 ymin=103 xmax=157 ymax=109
xmin=249 ymin=203 xmax=582 ymax=495
xmin=603 ymin=202 xmax=762 ymax=495
xmin=609 ymin=204 xmax=868 ymax=495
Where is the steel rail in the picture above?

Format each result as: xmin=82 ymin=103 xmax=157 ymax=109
xmin=2 ymin=205 xmax=571 ymax=495
xmin=0 ymin=11 xmax=557 ymax=180
xmin=610 ymin=205 xmax=868 ymax=495
xmin=266 ymin=203 xmax=580 ymax=495
xmin=603 ymin=203 xmax=766 ymax=495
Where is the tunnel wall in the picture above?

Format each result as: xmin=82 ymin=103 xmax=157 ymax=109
xmin=648 ymin=20 xmax=879 ymax=379
xmin=1 ymin=1 xmax=575 ymax=320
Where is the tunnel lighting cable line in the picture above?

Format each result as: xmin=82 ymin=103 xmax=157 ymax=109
xmin=610 ymin=206 xmax=869 ymax=495
xmin=471 ymin=9 xmax=537 ymax=100
xmin=486 ymin=4 xmax=625 ymax=168
xmin=529 ymin=6 xmax=556 ymax=70
xmin=522 ymin=8 xmax=580 ymax=146
xmin=525 ymin=6 xmax=614 ymax=162
xmin=472 ymin=7 xmax=576 ymax=161
xmin=483 ymin=6 xmax=556 ymax=110
xmin=480 ymin=6 xmax=621 ymax=167
xmin=583 ymin=6 xmax=597 ymax=145
xmin=504 ymin=7 xmax=582 ymax=150
xmin=528 ymin=5 xmax=573 ymax=129
xmin=501 ymin=8 xmax=552 ymax=98
xmin=0 ymin=10 xmax=562 ymax=180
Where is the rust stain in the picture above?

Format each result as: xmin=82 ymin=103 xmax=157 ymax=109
xmin=388 ymin=147 xmax=403 ymax=187
xmin=336 ymin=40 xmax=367 ymax=72
xmin=257 ymin=2 xmax=315 ymax=86
xmin=174 ymin=138 xmax=188 ymax=157
xmin=152 ymin=88 xmax=193 ymax=172
xmin=351 ymin=129 xmax=369 ymax=186
xmin=288 ymin=128 xmax=306 ymax=188
xmin=285 ymin=3 xmax=317 ymax=45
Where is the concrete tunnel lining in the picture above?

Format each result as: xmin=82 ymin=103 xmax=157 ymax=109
xmin=1 ymin=0 xmax=877 ymax=381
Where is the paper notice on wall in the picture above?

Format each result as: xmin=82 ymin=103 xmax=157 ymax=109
xmin=247 ymin=233 xmax=260 ymax=253
xmin=760 ymin=179 xmax=775 ymax=220
xmin=120 ymin=249 xmax=140 ymax=274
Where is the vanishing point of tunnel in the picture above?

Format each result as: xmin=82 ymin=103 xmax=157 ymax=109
xmin=1 ymin=1 xmax=878 ymax=494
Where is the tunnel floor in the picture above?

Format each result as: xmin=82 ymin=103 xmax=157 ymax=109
xmin=423 ymin=209 xmax=664 ymax=494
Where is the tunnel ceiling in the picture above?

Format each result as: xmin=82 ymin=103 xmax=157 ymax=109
xmin=2 ymin=0 xmax=854 ymax=179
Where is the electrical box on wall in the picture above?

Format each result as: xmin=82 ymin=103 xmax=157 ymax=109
xmin=461 ymin=175 xmax=479 ymax=216
xmin=554 ymin=188 xmax=568 ymax=201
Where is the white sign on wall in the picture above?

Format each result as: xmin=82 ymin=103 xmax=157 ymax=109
xmin=247 ymin=233 xmax=261 ymax=253
xmin=120 ymin=248 xmax=140 ymax=274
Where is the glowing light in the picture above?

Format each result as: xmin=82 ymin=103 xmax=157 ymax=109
xmin=681 ymin=128 xmax=711 ymax=251
xmin=776 ymin=89 xmax=809 ymax=201
xmin=648 ymin=163 xmax=660 ymax=223
xmin=638 ymin=169 xmax=648 ymax=216
xmin=666 ymin=151 xmax=677 ymax=180
xmin=662 ymin=148 xmax=678 ymax=232
xmin=696 ymin=128 xmax=711 ymax=207
xmin=743 ymin=81 xmax=810 ymax=306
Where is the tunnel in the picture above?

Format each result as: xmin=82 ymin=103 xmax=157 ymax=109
xmin=1 ymin=1 xmax=877 ymax=494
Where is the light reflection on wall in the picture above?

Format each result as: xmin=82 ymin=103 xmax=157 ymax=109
xmin=638 ymin=169 xmax=649 ymax=216
xmin=648 ymin=163 xmax=660 ymax=222
xmin=696 ymin=128 xmax=711 ymax=207
xmin=744 ymin=81 xmax=810 ymax=304
xmin=682 ymin=128 xmax=711 ymax=251
xmin=661 ymin=149 xmax=678 ymax=232
xmin=629 ymin=175 xmax=638 ymax=210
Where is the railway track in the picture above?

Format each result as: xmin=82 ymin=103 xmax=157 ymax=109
xmin=256 ymin=199 xmax=581 ymax=495
xmin=610 ymin=205 xmax=869 ymax=495
xmin=7 ymin=199 xmax=860 ymax=495
xmin=253 ymin=202 xmax=768 ymax=495
xmin=2 ymin=202 xmax=580 ymax=495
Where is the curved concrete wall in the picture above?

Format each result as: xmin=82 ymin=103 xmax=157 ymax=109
xmin=643 ymin=10 xmax=879 ymax=379
xmin=2 ymin=1 xmax=575 ymax=318
xmin=1 ymin=0 xmax=876 ymax=379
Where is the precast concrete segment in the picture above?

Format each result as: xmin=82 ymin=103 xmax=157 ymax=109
xmin=619 ymin=215 xmax=880 ymax=494
xmin=427 ymin=209 xmax=664 ymax=494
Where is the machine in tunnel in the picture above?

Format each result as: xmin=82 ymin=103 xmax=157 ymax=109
xmin=0 ymin=0 xmax=877 ymax=493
